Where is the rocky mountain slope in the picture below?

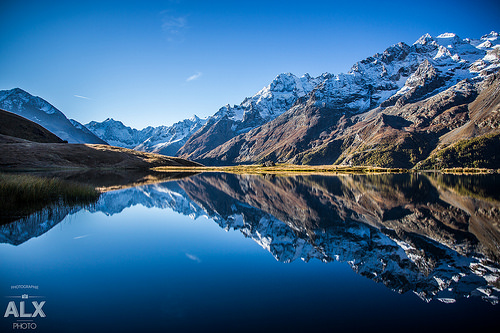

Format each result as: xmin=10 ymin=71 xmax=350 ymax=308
xmin=0 ymin=88 xmax=107 ymax=144
xmin=5 ymin=32 xmax=497 ymax=167
xmin=177 ymin=32 xmax=500 ymax=168
xmin=85 ymin=116 xmax=206 ymax=156
xmin=176 ymin=73 xmax=328 ymax=160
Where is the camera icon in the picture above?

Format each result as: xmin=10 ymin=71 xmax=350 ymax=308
xmin=22 ymin=294 xmax=28 ymax=299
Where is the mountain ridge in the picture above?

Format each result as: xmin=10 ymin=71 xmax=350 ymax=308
xmin=0 ymin=88 xmax=107 ymax=144
xmin=3 ymin=31 xmax=499 ymax=168
xmin=85 ymin=115 xmax=207 ymax=156
xmin=176 ymin=31 xmax=500 ymax=168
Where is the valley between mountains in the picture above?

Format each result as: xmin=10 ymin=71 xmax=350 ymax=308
xmin=1 ymin=31 xmax=499 ymax=170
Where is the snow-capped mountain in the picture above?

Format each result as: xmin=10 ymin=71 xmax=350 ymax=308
xmin=85 ymin=115 xmax=206 ymax=156
xmin=176 ymin=72 xmax=329 ymax=160
xmin=213 ymin=72 xmax=328 ymax=125
xmin=85 ymin=118 xmax=152 ymax=149
xmin=86 ymin=72 xmax=325 ymax=158
xmin=176 ymin=31 xmax=500 ymax=166
xmin=0 ymin=88 xmax=107 ymax=144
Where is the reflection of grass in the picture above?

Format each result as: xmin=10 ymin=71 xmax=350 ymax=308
xmin=0 ymin=173 xmax=100 ymax=224
xmin=154 ymin=164 xmax=408 ymax=175
xmin=441 ymin=168 xmax=496 ymax=174
xmin=425 ymin=172 xmax=500 ymax=202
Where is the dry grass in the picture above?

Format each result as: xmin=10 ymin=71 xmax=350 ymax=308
xmin=0 ymin=141 xmax=202 ymax=170
xmin=0 ymin=172 xmax=100 ymax=224
xmin=441 ymin=168 xmax=497 ymax=174
xmin=154 ymin=164 xmax=409 ymax=175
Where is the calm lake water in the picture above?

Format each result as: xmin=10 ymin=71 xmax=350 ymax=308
xmin=1 ymin=172 xmax=500 ymax=332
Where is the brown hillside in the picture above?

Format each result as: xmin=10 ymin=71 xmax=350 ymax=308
xmin=0 ymin=137 xmax=202 ymax=170
xmin=0 ymin=108 xmax=65 ymax=143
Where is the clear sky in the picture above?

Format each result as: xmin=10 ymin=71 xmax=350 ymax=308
xmin=1 ymin=0 xmax=499 ymax=129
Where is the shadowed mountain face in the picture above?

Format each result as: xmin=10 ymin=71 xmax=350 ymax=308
xmin=0 ymin=109 xmax=65 ymax=143
xmin=2 ymin=172 xmax=499 ymax=304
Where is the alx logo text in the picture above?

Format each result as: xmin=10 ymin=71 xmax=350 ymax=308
xmin=4 ymin=301 xmax=46 ymax=318
xmin=4 ymin=287 xmax=46 ymax=330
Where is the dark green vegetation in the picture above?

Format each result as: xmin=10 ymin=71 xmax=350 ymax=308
xmin=427 ymin=171 xmax=500 ymax=202
xmin=417 ymin=133 xmax=500 ymax=170
xmin=0 ymin=172 xmax=100 ymax=224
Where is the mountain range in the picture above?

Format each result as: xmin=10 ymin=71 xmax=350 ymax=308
xmin=1 ymin=31 xmax=499 ymax=168
xmin=176 ymin=31 xmax=500 ymax=168
xmin=85 ymin=116 xmax=206 ymax=156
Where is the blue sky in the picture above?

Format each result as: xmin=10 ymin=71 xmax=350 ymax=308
xmin=1 ymin=0 xmax=499 ymax=128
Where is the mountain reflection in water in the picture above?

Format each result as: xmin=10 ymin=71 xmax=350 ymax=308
xmin=2 ymin=172 xmax=500 ymax=304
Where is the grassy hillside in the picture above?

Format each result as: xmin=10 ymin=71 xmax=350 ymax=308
xmin=0 ymin=138 xmax=203 ymax=170
xmin=416 ymin=133 xmax=500 ymax=170
xmin=0 ymin=108 xmax=65 ymax=143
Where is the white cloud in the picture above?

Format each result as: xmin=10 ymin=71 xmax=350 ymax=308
xmin=185 ymin=253 xmax=201 ymax=263
xmin=73 ymin=234 xmax=90 ymax=240
xmin=161 ymin=10 xmax=188 ymax=42
xmin=74 ymin=94 xmax=91 ymax=100
xmin=186 ymin=72 xmax=202 ymax=82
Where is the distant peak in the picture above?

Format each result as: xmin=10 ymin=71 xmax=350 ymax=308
xmin=7 ymin=87 xmax=31 ymax=97
xmin=274 ymin=72 xmax=295 ymax=80
xmin=103 ymin=118 xmax=124 ymax=125
xmin=481 ymin=31 xmax=499 ymax=40
xmin=484 ymin=31 xmax=499 ymax=37
xmin=414 ymin=33 xmax=433 ymax=45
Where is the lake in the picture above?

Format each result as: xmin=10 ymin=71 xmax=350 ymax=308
xmin=1 ymin=172 xmax=499 ymax=332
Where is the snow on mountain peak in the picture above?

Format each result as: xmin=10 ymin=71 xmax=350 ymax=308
xmin=90 ymin=31 xmax=500 ymax=160
xmin=86 ymin=113 xmax=207 ymax=155
xmin=414 ymin=33 xmax=434 ymax=45
xmin=0 ymin=88 xmax=106 ymax=144
xmin=0 ymin=88 xmax=58 ymax=115
xmin=436 ymin=32 xmax=457 ymax=39
xmin=189 ymin=114 xmax=200 ymax=122
xmin=482 ymin=31 xmax=499 ymax=40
